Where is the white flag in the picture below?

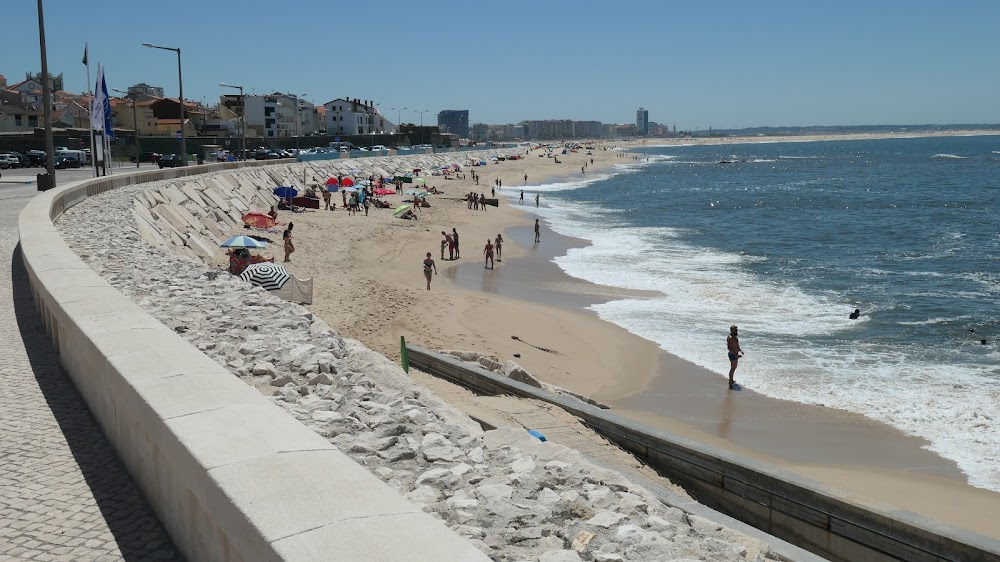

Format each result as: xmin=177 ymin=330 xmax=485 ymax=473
xmin=90 ymin=64 xmax=106 ymax=132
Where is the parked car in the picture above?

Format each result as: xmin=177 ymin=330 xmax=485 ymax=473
xmin=0 ymin=154 xmax=17 ymax=169
xmin=254 ymin=149 xmax=279 ymax=160
xmin=130 ymin=152 xmax=161 ymax=163
xmin=370 ymin=145 xmax=389 ymax=152
xmin=26 ymin=150 xmax=47 ymax=166
xmin=54 ymin=155 xmax=82 ymax=169
xmin=157 ymin=154 xmax=184 ymax=168
xmin=9 ymin=151 xmax=31 ymax=167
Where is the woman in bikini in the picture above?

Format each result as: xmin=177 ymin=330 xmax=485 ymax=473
xmin=283 ymin=223 xmax=295 ymax=262
xmin=494 ymin=233 xmax=503 ymax=261
xmin=423 ymin=252 xmax=437 ymax=290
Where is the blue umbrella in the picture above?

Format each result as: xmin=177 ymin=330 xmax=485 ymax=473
xmin=273 ymin=186 xmax=298 ymax=199
xmin=221 ymin=235 xmax=268 ymax=248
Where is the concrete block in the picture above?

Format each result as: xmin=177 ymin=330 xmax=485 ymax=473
xmin=208 ymin=450 xmax=421 ymax=546
xmin=185 ymin=232 xmax=216 ymax=259
xmin=228 ymin=197 xmax=249 ymax=213
xmin=165 ymin=403 xmax=334 ymax=470
xmin=202 ymin=186 xmax=232 ymax=211
xmin=150 ymin=204 xmax=192 ymax=232
xmin=134 ymin=370 xmax=263 ymax=419
xmin=270 ymin=512 xmax=491 ymax=562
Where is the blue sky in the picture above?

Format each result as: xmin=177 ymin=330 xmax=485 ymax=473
xmin=6 ymin=0 xmax=1000 ymax=129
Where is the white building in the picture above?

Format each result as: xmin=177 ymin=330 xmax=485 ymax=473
xmin=243 ymin=94 xmax=281 ymax=138
xmin=322 ymin=98 xmax=392 ymax=135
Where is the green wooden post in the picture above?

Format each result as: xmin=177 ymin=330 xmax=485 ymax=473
xmin=400 ymin=335 xmax=409 ymax=373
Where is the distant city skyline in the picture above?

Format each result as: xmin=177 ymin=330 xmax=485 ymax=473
xmin=5 ymin=1 xmax=1000 ymax=130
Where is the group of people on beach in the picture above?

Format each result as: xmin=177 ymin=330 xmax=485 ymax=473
xmin=425 ymin=230 xmax=508 ymax=289
xmin=466 ymin=192 xmax=490 ymax=211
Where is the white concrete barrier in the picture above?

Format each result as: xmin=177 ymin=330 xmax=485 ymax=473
xmin=18 ymin=164 xmax=489 ymax=562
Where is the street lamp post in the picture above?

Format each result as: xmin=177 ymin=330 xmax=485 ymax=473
xmin=389 ymin=106 xmax=407 ymax=137
xmin=36 ymin=0 xmax=56 ymax=186
xmin=415 ymin=109 xmax=429 ymax=147
xmin=219 ymin=83 xmax=245 ymax=161
xmin=112 ymin=88 xmax=142 ymax=168
xmin=143 ymin=42 xmax=186 ymax=166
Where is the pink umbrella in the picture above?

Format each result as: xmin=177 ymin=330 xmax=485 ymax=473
xmin=373 ymin=188 xmax=395 ymax=196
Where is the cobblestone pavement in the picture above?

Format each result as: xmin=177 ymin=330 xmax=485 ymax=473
xmin=0 ymin=184 xmax=181 ymax=561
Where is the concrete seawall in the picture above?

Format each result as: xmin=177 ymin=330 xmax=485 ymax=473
xmin=18 ymin=163 xmax=489 ymax=561
xmin=406 ymin=345 xmax=1000 ymax=562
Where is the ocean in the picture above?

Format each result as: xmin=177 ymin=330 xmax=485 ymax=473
xmin=513 ymin=135 xmax=1000 ymax=492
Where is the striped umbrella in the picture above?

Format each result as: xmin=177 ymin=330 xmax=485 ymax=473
xmin=239 ymin=263 xmax=290 ymax=291
xmin=221 ymin=235 xmax=268 ymax=249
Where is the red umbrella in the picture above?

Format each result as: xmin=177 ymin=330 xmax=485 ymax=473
xmin=325 ymin=177 xmax=339 ymax=185
xmin=341 ymin=177 xmax=355 ymax=187
xmin=242 ymin=212 xmax=276 ymax=229
xmin=373 ymin=188 xmax=395 ymax=196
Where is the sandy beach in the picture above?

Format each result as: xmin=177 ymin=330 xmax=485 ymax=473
xmin=266 ymin=135 xmax=1000 ymax=539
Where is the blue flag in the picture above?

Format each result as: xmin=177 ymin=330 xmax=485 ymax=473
xmin=100 ymin=68 xmax=113 ymax=140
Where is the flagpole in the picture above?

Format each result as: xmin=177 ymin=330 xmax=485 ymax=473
xmin=84 ymin=43 xmax=98 ymax=178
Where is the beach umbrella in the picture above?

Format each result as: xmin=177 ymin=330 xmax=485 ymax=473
xmin=325 ymin=177 xmax=339 ymax=186
xmin=392 ymin=204 xmax=412 ymax=217
xmin=450 ymin=163 xmax=460 ymax=169
xmin=239 ymin=262 xmax=290 ymax=291
xmin=440 ymin=165 xmax=450 ymax=170
xmin=373 ymin=187 xmax=395 ymax=195
xmin=342 ymin=185 xmax=359 ymax=192
xmin=404 ymin=189 xmax=429 ymax=196
xmin=414 ymin=178 xmax=426 ymax=185
xmin=341 ymin=177 xmax=355 ymax=187
xmin=273 ymin=186 xmax=298 ymax=199
xmin=242 ymin=212 xmax=276 ymax=229
xmin=221 ymin=235 xmax=268 ymax=249
xmin=412 ymin=168 xmax=421 ymax=172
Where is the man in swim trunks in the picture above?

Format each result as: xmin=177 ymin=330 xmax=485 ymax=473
xmin=483 ymin=239 xmax=494 ymax=269
xmin=727 ymin=325 xmax=743 ymax=389
xmin=494 ymin=233 xmax=503 ymax=261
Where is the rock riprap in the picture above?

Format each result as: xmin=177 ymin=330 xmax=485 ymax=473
xmin=54 ymin=161 xmax=779 ymax=562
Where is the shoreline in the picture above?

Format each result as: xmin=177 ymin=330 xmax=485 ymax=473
xmin=273 ymin=138 xmax=1000 ymax=537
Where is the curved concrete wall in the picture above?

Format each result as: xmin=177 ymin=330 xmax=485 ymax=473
xmin=18 ymin=164 xmax=488 ymax=562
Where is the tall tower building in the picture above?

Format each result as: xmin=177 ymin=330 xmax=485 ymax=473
xmin=437 ymin=110 xmax=470 ymax=138
xmin=636 ymin=107 xmax=649 ymax=135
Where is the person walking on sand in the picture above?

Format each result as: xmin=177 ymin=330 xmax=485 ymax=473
xmin=524 ymin=173 xmax=528 ymax=184
xmin=494 ymin=233 xmax=503 ymax=262
xmin=322 ymin=188 xmax=331 ymax=210
xmin=440 ymin=231 xmax=449 ymax=260
xmin=452 ymin=228 xmax=460 ymax=259
xmin=480 ymin=193 xmax=487 ymax=212
xmin=727 ymin=325 xmax=744 ymax=389
xmin=534 ymin=219 xmax=541 ymax=243
xmin=423 ymin=252 xmax=437 ymax=290
xmin=484 ymin=239 xmax=494 ymax=269
xmin=283 ymin=223 xmax=295 ymax=262
xmin=535 ymin=193 xmax=540 ymax=207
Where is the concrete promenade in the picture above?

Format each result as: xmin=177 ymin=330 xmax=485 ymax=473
xmin=0 ymin=182 xmax=179 ymax=561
